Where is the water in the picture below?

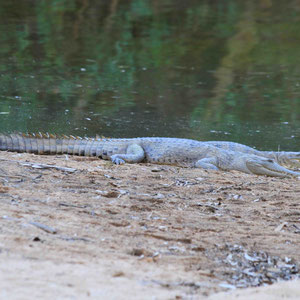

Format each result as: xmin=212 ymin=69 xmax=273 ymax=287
xmin=0 ymin=0 xmax=300 ymax=151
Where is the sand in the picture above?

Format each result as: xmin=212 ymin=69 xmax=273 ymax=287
xmin=0 ymin=151 xmax=299 ymax=299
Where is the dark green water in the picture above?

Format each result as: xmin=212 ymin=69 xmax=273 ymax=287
xmin=0 ymin=0 xmax=300 ymax=150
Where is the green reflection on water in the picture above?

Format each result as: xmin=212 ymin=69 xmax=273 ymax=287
xmin=0 ymin=0 xmax=299 ymax=150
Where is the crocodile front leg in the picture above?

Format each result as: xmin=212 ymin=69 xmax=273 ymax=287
xmin=195 ymin=157 xmax=219 ymax=170
xmin=110 ymin=144 xmax=145 ymax=164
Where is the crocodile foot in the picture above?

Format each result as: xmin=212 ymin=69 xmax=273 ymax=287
xmin=111 ymin=155 xmax=125 ymax=165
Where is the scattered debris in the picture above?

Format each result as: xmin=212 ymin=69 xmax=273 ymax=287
xmin=291 ymin=224 xmax=300 ymax=234
xmin=110 ymin=220 xmax=130 ymax=227
xmin=215 ymin=244 xmax=300 ymax=288
xmin=218 ymin=282 xmax=236 ymax=289
xmin=141 ymin=279 xmax=211 ymax=290
xmin=175 ymin=178 xmax=198 ymax=186
xmin=0 ymin=185 xmax=9 ymax=193
xmin=144 ymin=233 xmax=192 ymax=244
xmin=193 ymin=202 xmax=220 ymax=213
xmin=129 ymin=248 xmax=153 ymax=257
xmin=275 ymin=222 xmax=289 ymax=232
xmin=96 ymin=190 xmax=119 ymax=198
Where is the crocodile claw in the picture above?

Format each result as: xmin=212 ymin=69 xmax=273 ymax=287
xmin=111 ymin=155 xmax=125 ymax=165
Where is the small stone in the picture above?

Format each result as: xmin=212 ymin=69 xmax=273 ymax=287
xmin=154 ymin=193 xmax=165 ymax=199
xmin=151 ymin=168 xmax=163 ymax=172
xmin=195 ymin=177 xmax=205 ymax=181
xmin=112 ymin=271 xmax=125 ymax=277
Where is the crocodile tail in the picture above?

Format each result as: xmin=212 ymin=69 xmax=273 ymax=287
xmin=0 ymin=133 xmax=97 ymax=156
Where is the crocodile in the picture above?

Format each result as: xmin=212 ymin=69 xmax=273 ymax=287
xmin=0 ymin=133 xmax=299 ymax=177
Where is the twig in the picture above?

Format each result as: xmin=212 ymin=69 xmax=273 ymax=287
xmin=59 ymin=202 xmax=87 ymax=208
xmin=59 ymin=236 xmax=91 ymax=242
xmin=21 ymin=162 xmax=76 ymax=173
xmin=29 ymin=221 xmax=57 ymax=234
xmin=0 ymin=158 xmax=77 ymax=173
xmin=0 ymin=174 xmax=29 ymax=179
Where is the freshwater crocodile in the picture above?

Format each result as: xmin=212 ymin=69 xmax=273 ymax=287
xmin=0 ymin=133 xmax=299 ymax=177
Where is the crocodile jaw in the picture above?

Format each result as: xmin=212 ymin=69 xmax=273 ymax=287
xmin=246 ymin=157 xmax=300 ymax=177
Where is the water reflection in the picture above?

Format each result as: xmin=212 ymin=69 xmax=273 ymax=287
xmin=0 ymin=0 xmax=299 ymax=150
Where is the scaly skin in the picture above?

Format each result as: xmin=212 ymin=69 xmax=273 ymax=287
xmin=206 ymin=141 xmax=300 ymax=169
xmin=0 ymin=133 xmax=299 ymax=177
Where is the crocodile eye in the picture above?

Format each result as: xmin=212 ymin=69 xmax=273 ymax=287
xmin=267 ymin=159 xmax=274 ymax=163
